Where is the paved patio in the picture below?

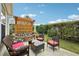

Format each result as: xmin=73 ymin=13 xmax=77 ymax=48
xmin=1 ymin=42 xmax=79 ymax=56
xmin=29 ymin=42 xmax=79 ymax=56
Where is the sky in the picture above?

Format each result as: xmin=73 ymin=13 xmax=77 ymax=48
xmin=13 ymin=3 xmax=79 ymax=25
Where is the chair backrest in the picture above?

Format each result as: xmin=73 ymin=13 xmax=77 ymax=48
xmin=52 ymin=36 xmax=60 ymax=42
xmin=2 ymin=36 xmax=13 ymax=49
xmin=39 ymin=34 xmax=44 ymax=38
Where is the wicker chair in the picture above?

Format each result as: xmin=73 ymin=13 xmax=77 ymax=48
xmin=37 ymin=34 xmax=44 ymax=41
xmin=2 ymin=36 xmax=29 ymax=56
xmin=47 ymin=36 xmax=60 ymax=51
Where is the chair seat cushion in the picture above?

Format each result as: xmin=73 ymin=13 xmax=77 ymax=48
xmin=48 ymin=40 xmax=58 ymax=45
xmin=37 ymin=37 xmax=43 ymax=41
xmin=12 ymin=42 xmax=26 ymax=50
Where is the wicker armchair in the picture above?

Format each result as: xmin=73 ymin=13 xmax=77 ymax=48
xmin=47 ymin=36 xmax=60 ymax=51
xmin=2 ymin=36 xmax=29 ymax=56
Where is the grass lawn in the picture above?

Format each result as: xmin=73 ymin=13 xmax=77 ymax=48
xmin=60 ymin=39 xmax=79 ymax=54
xmin=44 ymin=34 xmax=79 ymax=54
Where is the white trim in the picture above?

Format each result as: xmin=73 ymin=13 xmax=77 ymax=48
xmin=1 ymin=12 xmax=5 ymax=20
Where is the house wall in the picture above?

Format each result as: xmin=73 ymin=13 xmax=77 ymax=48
xmin=0 ymin=3 xmax=12 ymax=55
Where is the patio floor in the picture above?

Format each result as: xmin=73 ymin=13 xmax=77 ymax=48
xmin=1 ymin=42 xmax=79 ymax=56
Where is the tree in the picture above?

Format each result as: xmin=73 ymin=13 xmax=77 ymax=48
xmin=36 ymin=25 xmax=48 ymax=34
xmin=47 ymin=27 xmax=58 ymax=37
